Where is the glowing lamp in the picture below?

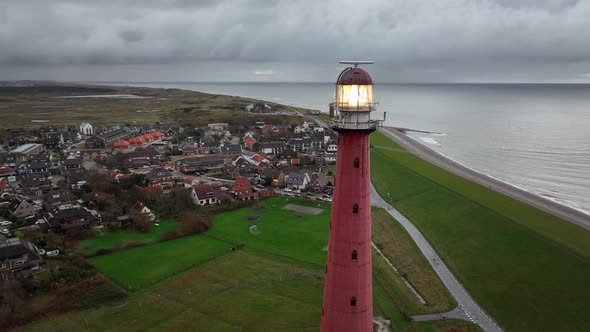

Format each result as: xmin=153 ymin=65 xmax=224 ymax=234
xmin=335 ymin=67 xmax=374 ymax=110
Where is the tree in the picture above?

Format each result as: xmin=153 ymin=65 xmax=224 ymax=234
xmin=154 ymin=188 xmax=194 ymax=216
xmin=129 ymin=208 xmax=152 ymax=233
xmin=90 ymin=171 xmax=114 ymax=193
xmin=0 ymin=277 xmax=27 ymax=328
xmin=180 ymin=212 xmax=211 ymax=235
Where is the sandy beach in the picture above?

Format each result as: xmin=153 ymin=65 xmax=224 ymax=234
xmin=380 ymin=126 xmax=590 ymax=231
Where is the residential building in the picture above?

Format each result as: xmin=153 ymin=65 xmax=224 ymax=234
xmin=43 ymin=190 xmax=78 ymax=211
xmin=145 ymin=167 xmax=174 ymax=187
xmin=191 ymin=185 xmax=231 ymax=205
xmin=259 ymin=141 xmax=287 ymax=155
xmin=64 ymin=168 xmax=89 ymax=190
xmin=130 ymin=201 xmax=155 ymax=222
xmin=61 ymin=157 xmax=83 ymax=171
xmin=220 ymin=144 xmax=242 ymax=156
xmin=27 ymin=159 xmax=51 ymax=174
xmin=11 ymin=143 xmax=44 ymax=163
xmin=117 ymin=148 xmax=163 ymax=168
xmin=230 ymin=177 xmax=254 ymax=201
xmin=177 ymin=155 xmax=225 ymax=174
xmin=207 ymin=123 xmax=229 ymax=131
xmin=85 ymin=128 xmax=129 ymax=149
xmin=244 ymin=137 xmax=257 ymax=150
xmin=285 ymin=172 xmax=311 ymax=191
xmin=47 ymin=205 xmax=97 ymax=234
xmin=20 ymin=173 xmax=53 ymax=195
xmin=79 ymin=122 xmax=93 ymax=135
xmin=0 ymin=238 xmax=43 ymax=279
xmin=9 ymin=199 xmax=36 ymax=219
xmin=309 ymin=174 xmax=330 ymax=193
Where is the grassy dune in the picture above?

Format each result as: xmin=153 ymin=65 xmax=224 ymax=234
xmin=0 ymin=84 xmax=307 ymax=132
xmin=371 ymin=130 xmax=590 ymax=332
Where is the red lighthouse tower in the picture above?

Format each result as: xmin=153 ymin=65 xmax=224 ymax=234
xmin=321 ymin=62 xmax=379 ymax=332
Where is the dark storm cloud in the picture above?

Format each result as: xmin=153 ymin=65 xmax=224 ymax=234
xmin=1 ymin=0 xmax=590 ymax=82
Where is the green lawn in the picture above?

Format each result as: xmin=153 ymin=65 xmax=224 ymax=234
xmin=89 ymin=235 xmax=233 ymax=290
xmin=371 ymin=130 xmax=590 ymax=332
xmin=26 ymin=250 xmax=476 ymax=332
xmin=208 ymin=196 xmax=332 ymax=266
xmin=24 ymin=251 xmax=323 ymax=332
xmin=25 ymin=195 xmax=479 ymax=331
xmin=78 ymin=220 xmax=178 ymax=255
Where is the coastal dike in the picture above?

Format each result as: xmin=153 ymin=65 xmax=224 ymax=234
xmin=380 ymin=126 xmax=590 ymax=230
xmin=369 ymin=126 xmax=590 ymax=332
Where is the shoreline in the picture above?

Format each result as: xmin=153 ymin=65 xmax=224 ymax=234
xmin=380 ymin=126 xmax=590 ymax=231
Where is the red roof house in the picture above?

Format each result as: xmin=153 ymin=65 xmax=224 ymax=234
xmin=244 ymin=137 xmax=257 ymax=150
xmin=230 ymin=177 xmax=254 ymax=201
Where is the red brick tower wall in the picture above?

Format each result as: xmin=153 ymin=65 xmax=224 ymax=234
xmin=321 ymin=129 xmax=373 ymax=332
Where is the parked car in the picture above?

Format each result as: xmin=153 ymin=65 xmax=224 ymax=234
xmin=0 ymin=220 xmax=12 ymax=227
xmin=46 ymin=250 xmax=60 ymax=257
xmin=37 ymin=248 xmax=46 ymax=256
xmin=0 ymin=228 xmax=10 ymax=235
xmin=284 ymin=188 xmax=292 ymax=192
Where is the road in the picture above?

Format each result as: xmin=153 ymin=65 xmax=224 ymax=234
xmin=380 ymin=126 xmax=590 ymax=230
xmin=370 ymin=184 xmax=503 ymax=332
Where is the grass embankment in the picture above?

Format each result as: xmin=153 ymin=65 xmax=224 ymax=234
xmin=372 ymin=207 xmax=455 ymax=315
xmin=25 ymin=197 xmax=475 ymax=332
xmin=89 ymin=235 xmax=233 ymax=290
xmin=78 ymin=220 xmax=178 ymax=255
xmin=371 ymin=130 xmax=590 ymax=332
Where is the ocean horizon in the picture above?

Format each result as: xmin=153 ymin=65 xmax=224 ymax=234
xmin=91 ymin=81 xmax=590 ymax=216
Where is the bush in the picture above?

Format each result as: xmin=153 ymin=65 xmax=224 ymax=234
xmin=123 ymin=240 xmax=144 ymax=250
xmin=160 ymin=229 xmax=182 ymax=242
xmin=180 ymin=213 xmax=211 ymax=235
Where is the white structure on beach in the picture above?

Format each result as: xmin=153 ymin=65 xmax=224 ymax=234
xmin=79 ymin=122 xmax=93 ymax=135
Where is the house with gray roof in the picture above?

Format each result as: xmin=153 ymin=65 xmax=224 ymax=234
xmin=0 ymin=238 xmax=43 ymax=278
xmin=285 ymin=172 xmax=311 ymax=191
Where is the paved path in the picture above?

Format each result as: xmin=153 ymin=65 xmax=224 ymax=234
xmin=411 ymin=308 xmax=467 ymax=322
xmin=380 ymin=126 xmax=590 ymax=230
xmin=370 ymin=184 xmax=503 ymax=332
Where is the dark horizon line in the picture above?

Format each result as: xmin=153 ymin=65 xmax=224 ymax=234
xmin=2 ymin=79 xmax=590 ymax=86
xmin=80 ymin=80 xmax=590 ymax=85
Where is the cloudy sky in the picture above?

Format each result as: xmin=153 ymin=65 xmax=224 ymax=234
xmin=1 ymin=0 xmax=590 ymax=83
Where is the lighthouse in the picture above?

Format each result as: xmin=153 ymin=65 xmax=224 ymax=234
xmin=321 ymin=62 xmax=380 ymax=332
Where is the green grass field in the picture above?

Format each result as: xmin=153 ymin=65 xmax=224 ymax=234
xmin=371 ymin=130 xmax=590 ymax=331
xmin=208 ymin=196 xmax=332 ymax=266
xmin=24 ymin=197 xmax=478 ymax=332
xmin=89 ymin=235 xmax=233 ymax=290
xmin=78 ymin=220 xmax=178 ymax=255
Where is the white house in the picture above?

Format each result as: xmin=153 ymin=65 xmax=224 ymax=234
xmin=131 ymin=201 xmax=155 ymax=221
xmin=191 ymin=185 xmax=228 ymax=206
xmin=285 ymin=172 xmax=311 ymax=191
xmin=79 ymin=122 xmax=93 ymax=135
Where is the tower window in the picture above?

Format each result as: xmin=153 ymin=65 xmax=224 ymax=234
xmin=353 ymin=203 xmax=359 ymax=214
xmin=350 ymin=297 xmax=357 ymax=307
xmin=352 ymin=250 xmax=358 ymax=261
xmin=353 ymin=157 xmax=360 ymax=168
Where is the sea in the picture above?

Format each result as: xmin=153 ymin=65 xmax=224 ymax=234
xmin=96 ymin=82 xmax=590 ymax=216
